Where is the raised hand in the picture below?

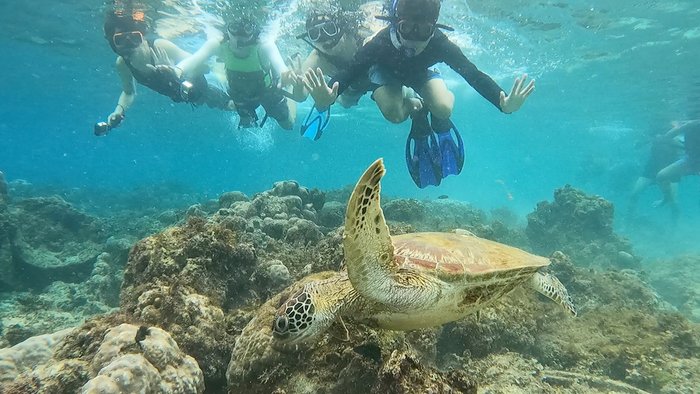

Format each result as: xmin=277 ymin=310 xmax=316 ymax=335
xmin=282 ymin=53 xmax=304 ymax=88
xmin=303 ymin=67 xmax=339 ymax=109
xmin=499 ymin=74 xmax=535 ymax=114
xmin=151 ymin=46 xmax=174 ymax=66
xmin=107 ymin=111 xmax=124 ymax=127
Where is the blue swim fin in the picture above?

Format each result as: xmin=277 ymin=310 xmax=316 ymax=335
xmin=300 ymin=105 xmax=331 ymax=141
xmin=430 ymin=114 xmax=465 ymax=177
xmin=405 ymin=110 xmax=442 ymax=188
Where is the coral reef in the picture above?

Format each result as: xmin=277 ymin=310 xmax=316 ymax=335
xmin=0 ymin=171 xmax=7 ymax=205
xmin=1 ymin=196 xmax=107 ymax=290
xmin=383 ymin=198 xmax=426 ymax=223
xmin=648 ymin=254 xmax=700 ymax=322
xmin=436 ymin=252 xmax=700 ymax=393
xmin=0 ymin=327 xmax=74 ymax=384
xmin=526 ymin=185 xmax=637 ymax=268
xmin=2 ymin=320 xmax=204 ymax=393
xmin=1 ymin=176 xmax=699 ymax=394
xmin=120 ymin=217 xmax=255 ymax=390
xmin=0 ymin=194 xmax=130 ymax=348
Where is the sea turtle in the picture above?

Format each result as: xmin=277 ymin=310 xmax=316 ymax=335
xmin=272 ymin=159 xmax=576 ymax=344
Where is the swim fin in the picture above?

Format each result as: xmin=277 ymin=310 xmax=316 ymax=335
xmin=405 ymin=110 xmax=442 ymax=188
xmin=430 ymin=114 xmax=465 ymax=177
xmin=301 ymin=105 xmax=331 ymax=141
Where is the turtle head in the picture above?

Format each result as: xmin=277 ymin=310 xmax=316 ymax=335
xmin=272 ymin=286 xmax=335 ymax=344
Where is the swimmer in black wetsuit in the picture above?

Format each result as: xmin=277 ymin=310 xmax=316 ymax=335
xmin=628 ymin=125 xmax=684 ymax=220
xmin=98 ymin=7 xmax=233 ymax=135
xmin=302 ymin=0 xmax=534 ymax=187
xmin=302 ymin=0 xmax=534 ymax=125
xmin=290 ymin=6 xmax=385 ymax=108
xmin=655 ymin=119 xmax=700 ymax=213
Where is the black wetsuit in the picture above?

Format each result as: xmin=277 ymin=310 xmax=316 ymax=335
xmin=124 ymin=45 xmax=231 ymax=110
xmin=643 ymin=137 xmax=683 ymax=179
xmin=330 ymin=28 xmax=505 ymax=110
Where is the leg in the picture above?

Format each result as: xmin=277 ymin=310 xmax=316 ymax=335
xmin=236 ymin=102 xmax=260 ymax=128
xmin=200 ymin=84 xmax=234 ymax=110
xmin=373 ymin=85 xmax=417 ymax=123
xmin=627 ymin=176 xmax=652 ymax=217
xmin=420 ymin=77 xmax=454 ymax=121
xmin=368 ymin=65 xmax=421 ymax=123
xmin=262 ymin=92 xmax=295 ymax=130
xmin=277 ymin=97 xmax=296 ymax=130
xmin=656 ymin=159 xmax=687 ymax=207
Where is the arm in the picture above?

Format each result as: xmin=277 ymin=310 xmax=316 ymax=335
xmin=152 ymin=39 xmax=214 ymax=78
xmin=664 ymin=120 xmax=700 ymax=138
xmin=108 ymin=57 xmax=136 ymax=127
xmin=440 ymin=38 xmax=504 ymax=110
xmin=303 ymin=37 xmax=380 ymax=109
xmin=174 ymin=38 xmax=222 ymax=77
xmin=260 ymin=41 xmax=289 ymax=79
xmin=286 ymin=52 xmax=319 ymax=102
xmin=440 ymin=35 xmax=535 ymax=114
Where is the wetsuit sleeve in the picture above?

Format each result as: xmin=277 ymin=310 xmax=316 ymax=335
xmin=329 ymin=36 xmax=382 ymax=96
xmin=440 ymin=38 xmax=505 ymax=111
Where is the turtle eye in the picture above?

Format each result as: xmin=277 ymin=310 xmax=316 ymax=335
xmin=273 ymin=316 xmax=288 ymax=333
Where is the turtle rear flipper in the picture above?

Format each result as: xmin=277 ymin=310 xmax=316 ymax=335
xmin=531 ymin=272 xmax=577 ymax=316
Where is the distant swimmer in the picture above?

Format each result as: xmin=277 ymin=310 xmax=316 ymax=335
xmin=96 ymin=6 xmax=234 ymax=136
xmin=180 ymin=15 xmax=298 ymax=130
xmin=628 ymin=123 xmax=684 ymax=221
xmin=654 ymin=119 xmax=700 ymax=218
xmin=302 ymin=0 xmax=534 ymax=188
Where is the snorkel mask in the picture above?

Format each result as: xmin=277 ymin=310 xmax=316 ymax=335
xmin=377 ymin=0 xmax=453 ymax=50
xmin=112 ymin=30 xmax=144 ymax=52
xmin=298 ymin=13 xmax=344 ymax=50
xmin=227 ymin=18 xmax=260 ymax=48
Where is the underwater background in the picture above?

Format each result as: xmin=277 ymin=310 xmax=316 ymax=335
xmin=1 ymin=0 xmax=699 ymax=253
xmin=1 ymin=0 xmax=699 ymax=393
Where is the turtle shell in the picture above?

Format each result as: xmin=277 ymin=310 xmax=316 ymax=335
xmin=391 ymin=232 xmax=550 ymax=283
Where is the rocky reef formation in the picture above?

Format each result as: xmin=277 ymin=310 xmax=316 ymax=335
xmin=2 ymin=319 xmax=203 ymax=393
xmin=1 ymin=177 xmax=698 ymax=393
xmin=648 ymin=254 xmax=700 ymax=322
xmin=0 ymin=171 xmax=7 ymax=205
xmin=0 ymin=181 xmax=176 ymax=348
xmin=119 ymin=217 xmax=255 ymax=390
xmin=526 ymin=185 xmax=638 ymax=268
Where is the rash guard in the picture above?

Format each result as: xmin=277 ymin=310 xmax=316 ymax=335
xmin=331 ymin=27 xmax=505 ymax=111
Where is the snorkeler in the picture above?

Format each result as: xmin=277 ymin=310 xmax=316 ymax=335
xmin=654 ymin=119 xmax=700 ymax=213
xmin=628 ymin=124 xmax=684 ymax=221
xmin=292 ymin=7 xmax=384 ymax=109
xmin=220 ymin=17 xmax=297 ymax=129
xmin=97 ymin=8 xmax=233 ymax=136
xmin=303 ymin=0 xmax=534 ymax=187
xmin=184 ymin=16 xmax=297 ymax=130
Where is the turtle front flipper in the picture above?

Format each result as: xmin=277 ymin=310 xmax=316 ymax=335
xmin=344 ymin=159 xmax=439 ymax=309
xmin=530 ymin=272 xmax=577 ymax=316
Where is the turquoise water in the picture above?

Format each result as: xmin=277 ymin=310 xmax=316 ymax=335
xmin=2 ymin=1 xmax=700 ymax=392
xmin=1 ymin=2 xmax=698 ymax=262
